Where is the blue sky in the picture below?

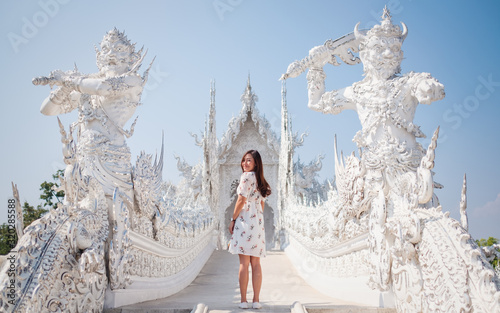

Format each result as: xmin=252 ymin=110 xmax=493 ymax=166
xmin=1 ymin=0 xmax=499 ymax=240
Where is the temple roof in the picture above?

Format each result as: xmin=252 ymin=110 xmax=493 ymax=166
xmin=218 ymin=77 xmax=280 ymax=163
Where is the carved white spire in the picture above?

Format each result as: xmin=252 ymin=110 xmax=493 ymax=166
xmin=219 ymin=77 xmax=279 ymax=162
xmin=240 ymin=73 xmax=258 ymax=112
xmin=201 ymin=79 xmax=219 ymax=212
xmin=209 ymin=79 xmax=216 ymax=135
xmin=281 ymin=80 xmax=290 ymax=138
xmin=278 ymin=80 xmax=294 ymax=215
xmin=460 ymin=173 xmax=468 ymax=231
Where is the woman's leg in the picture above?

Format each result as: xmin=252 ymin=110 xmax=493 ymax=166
xmin=238 ymin=254 xmax=251 ymax=302
xmin=250 ymin=256 xmax=262 ymax=303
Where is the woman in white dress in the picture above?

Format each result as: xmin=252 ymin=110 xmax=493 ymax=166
xmin=228 ymin=150 xmax=271 ymax=309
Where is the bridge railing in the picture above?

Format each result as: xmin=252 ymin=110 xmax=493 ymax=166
xmin=105 ymin=203 xmax=217 ymax=309
xmin=282 ymin=194 xmax=395 ymax=307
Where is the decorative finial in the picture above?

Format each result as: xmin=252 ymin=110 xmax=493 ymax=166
xmin=382 ymin=5 xmax=391 ymax=21
xmin=246 ymin=72 xmax=251 ymax=91
xmin=281 ymin=79 xmax=287 ymax=95
xmin=355 ymin=5 xmax=407 ymax=43
xmin=240 ymin=73 xmax=258 ymax=110
xmin=460 ymin=173 xmax=468 ymax=231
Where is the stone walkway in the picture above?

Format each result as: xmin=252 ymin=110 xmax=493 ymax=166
xmin=110 ymin=251 xmax=391 ymax=313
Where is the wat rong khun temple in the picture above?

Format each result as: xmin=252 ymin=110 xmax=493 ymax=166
xmin=1 ymin=7 xmax=499 ymax=313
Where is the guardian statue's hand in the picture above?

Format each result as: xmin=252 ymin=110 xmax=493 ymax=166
xmin=415 ymin=79 xmax=445 ymax=105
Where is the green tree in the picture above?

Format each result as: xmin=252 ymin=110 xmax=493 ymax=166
xmin=476 ymin=237 xmax=500 ymax=269
xmin=39 ymin=169 xmax=65 ymax=209
xmin=22 ymin=201 xmax=48 ymax=229
xmin=0 ymin=224 xmax=17 ymax=255
xmin=0 ymin=171 xmax=65 ymax=255
xmin=476 ymin=237 xmax=498 ymax=247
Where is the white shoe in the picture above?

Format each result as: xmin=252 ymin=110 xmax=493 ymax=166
xmin=252 ymin=302 xmax=262 ymax=309
xmin=239 ymin=302 xmax=249 ymax=309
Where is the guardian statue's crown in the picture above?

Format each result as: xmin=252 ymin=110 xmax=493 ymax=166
xmin=354 ymin=6 xmax=408 ymax=44
xmin=101 ymin=28 xmax=134 ymax=48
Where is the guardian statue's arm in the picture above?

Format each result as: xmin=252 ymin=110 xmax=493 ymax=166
xmin=41 ymin=69 xmax=142 ymax=96
xmin=307 ymin=67 xmax=355 ymax=115
xmin=35 ymin=69 xmax=143 ymax=116
xmin=410 ymin=72 xmax=445 ymax=105
xmin=39 ymin=86 xmax=79 ymax=116
xmin=283 ymin=44 xmax=356 ymax=115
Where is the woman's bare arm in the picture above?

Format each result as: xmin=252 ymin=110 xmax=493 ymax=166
xmin=229 ymin=195 xmax=247 ymax=235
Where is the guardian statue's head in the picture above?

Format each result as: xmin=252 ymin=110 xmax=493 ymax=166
xmin=95 ymin=28 xmax=141 ymax=76
xmin=355 ymin=7 xmax=408 ymax=80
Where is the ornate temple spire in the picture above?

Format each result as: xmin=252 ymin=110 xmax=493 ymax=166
xmin=240 ymin=73 xmax=258 ymax=112
xmin=246 ymin=73 xmax=251 ymax=92
xmin=281 ymin=80 xmax=289 ymax=134
xmin=202 ymin=79 xmax=219 ymax=212
xmin=218 ymin=76 xmax=280 ymax=162
xmin=278 ymin=80 xmax=294 ymax=215
xmin=460 ymin=173 xmax=468 ymax=231
xmin=209 ymin=79 xmax=216 ymax=135
xmin=280 ymin=80 xmax=293 ymax=148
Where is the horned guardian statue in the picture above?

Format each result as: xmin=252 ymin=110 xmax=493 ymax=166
xmin=282 ymin=7 xmax=500 ymax=312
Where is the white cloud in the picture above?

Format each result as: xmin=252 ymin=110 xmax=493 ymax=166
xmin=471 ymin=193 xmax=500 ymax=218
xmin=467 ymin=193 xmax=500 ymax=240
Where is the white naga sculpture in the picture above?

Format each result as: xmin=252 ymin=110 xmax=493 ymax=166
xmin=282 ymin=7 xmax=500 ymax=312
xmin=0 ymin=28 xmax=215 ymax=312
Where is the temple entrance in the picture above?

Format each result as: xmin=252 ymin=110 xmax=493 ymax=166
xmin=224 ymin=197 xmax=276 ymax=251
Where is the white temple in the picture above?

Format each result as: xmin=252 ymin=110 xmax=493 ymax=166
xmin=174 ymin=77 xmax=325 ymax=252
xmin=0 ymin=8 xmax=499 ymax=313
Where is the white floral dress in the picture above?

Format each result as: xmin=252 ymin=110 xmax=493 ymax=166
xmin=229 ymin=172 xmax=266 ymax=257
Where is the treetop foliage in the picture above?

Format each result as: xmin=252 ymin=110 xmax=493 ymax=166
xmin=0 ymin=170 xmax=64 ymax=255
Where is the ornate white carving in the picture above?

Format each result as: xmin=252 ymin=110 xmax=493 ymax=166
xmin=293 ymin=155 xmax=326 ymax=204
xmin=460 ymin=174 xmax=469 ymax=231
xmin=133 ymin=143 xmax=164 ymax=220
xmin=218 ymin=79 xmax=280 ymax=164
xmin=0 ymin=177 xmax=109 ymax=313
xmin=481 ymin=243 xmax=500 ymax=278
xmin=174 ymin=155 xmax=204 ymax=205
xmin=283 ymin=6 xmax=500 ymax=312
xmin=1 ymin=28 xmax=217 ymax=311
xmin=11 ymin=183 xmax=24 ymax=239
xmin=3 ymin=10 xmax=498 ymax=311
xmin=108 ymin=189 xmax=132 ymax=290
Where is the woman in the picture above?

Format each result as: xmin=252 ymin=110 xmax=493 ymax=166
xmin=229 ymin=150 xmax=271 ymax=309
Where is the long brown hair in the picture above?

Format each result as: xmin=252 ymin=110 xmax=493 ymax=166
xmin=241 ymin=150 xmax=271 ymax=198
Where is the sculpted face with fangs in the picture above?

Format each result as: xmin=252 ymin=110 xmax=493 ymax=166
xmin=359 ymin=34 xmax=403 ymax=82
xmin=35 ymin=28 xmax=151 ymax=201
xmin=39 ymin=28 xmax=147 ymax=147
xmin=96 ymin=32 xmax=137 ymax=77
